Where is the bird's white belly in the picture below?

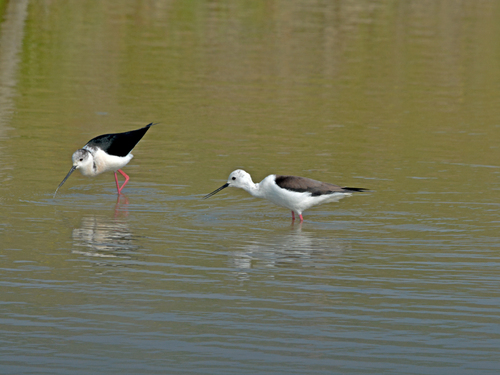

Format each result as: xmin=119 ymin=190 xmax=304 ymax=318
xmin=80 ymin=149 xmax=133 ymax=176
xmin=265 ymin=185 xmax=350 ymax=213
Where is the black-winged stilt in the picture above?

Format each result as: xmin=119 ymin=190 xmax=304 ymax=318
xmin=203 ymin=169 xmax=366 ymax=222
xmin=54 ymin=123 xmax=154 ymax=197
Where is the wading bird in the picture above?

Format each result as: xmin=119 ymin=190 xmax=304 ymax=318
xmin=54 ymin=123 xmax=154 ymax=197
xmin=203 ymin=169 xmax=366 ymax=222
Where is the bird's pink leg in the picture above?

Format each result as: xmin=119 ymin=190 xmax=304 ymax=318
xmin=114 ymin=169 xmax=130 ymax=194
xmin=299 ymin=214 xmax=304 ymax=223
xmin=291 ymin=211 xmax=295 ymax=221
xmin=114 ymin=172 xmax=120 ymax=193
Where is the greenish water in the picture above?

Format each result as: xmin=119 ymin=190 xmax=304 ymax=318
xmin=1 ymin=1 xmax=499 ymax=374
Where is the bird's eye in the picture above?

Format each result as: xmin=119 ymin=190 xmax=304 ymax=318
xmin=79 ymin=158 xmax=83 ymax=161
xmin=232 ymin=177 xmax=236 ymax=180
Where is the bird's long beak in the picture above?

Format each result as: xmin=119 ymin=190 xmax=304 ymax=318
xmin=53 ymin=166 xmax=77 ymax=198
xmin=203 ymin=183 xmax=229 ymax=199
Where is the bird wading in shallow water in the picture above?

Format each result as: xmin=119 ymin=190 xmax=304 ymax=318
xmin=203 ymin=169 xmax=367 ymax=222
xmin=54 ymin=123 xmax=155 ymax=197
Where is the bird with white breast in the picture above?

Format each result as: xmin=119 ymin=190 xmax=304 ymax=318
xmin=54 ymin=123 xmax=154 ymax=197
xmin=204 ymin=169 xmax=367 ymax=222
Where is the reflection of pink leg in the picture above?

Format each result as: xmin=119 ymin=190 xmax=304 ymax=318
xmin=115 ymin=169 xmax=130 ymax=194
xmin=291 ymin=211 xmax=295 ymax=221
xmin=115 ymin=194 xmax=130 ymax=218
xmin=116 ymin=194 xmax=129 ymax=204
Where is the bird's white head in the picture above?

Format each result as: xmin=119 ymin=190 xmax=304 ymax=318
xmin=53 ymin=149 xmax=93 ymax=198
xmin=226 ymin=169 xmax=254 ymax=189
xmin=203 ymin=169 xmax=257 ymax=199
xmin=71 ymin=149 xmax=93 ymax=171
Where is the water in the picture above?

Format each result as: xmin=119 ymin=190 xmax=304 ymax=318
xmin=1 ymin=1 xmax=500 ymax=374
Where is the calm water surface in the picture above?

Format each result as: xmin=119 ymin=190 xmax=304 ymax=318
xmin=1 ymin=1 xmax=500 ymax=374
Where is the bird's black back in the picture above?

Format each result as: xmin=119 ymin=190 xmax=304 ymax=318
xmin=86 ymin=123 xmax=154 ymax=157
xmin=275 ymin=175 xmax=366 ymax=196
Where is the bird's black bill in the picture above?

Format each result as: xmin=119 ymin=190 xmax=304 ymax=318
xmin=203 ymin=183 xmax=229 ymax=199
xmin=53 ymin=166 xmax=76 ymax=198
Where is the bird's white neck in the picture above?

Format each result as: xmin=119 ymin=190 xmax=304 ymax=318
xmin=241 ymin=181 xmax=264 ymax=198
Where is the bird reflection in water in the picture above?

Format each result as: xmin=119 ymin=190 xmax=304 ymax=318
xmin=230 ymin=225 xmax=349 ymax=278
xmin=72 ymin=197 xmax=135 ymax=257
xmin=114 ymin=194 xmax=129 ymax=218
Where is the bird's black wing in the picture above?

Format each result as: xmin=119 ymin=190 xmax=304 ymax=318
xmin=275 ymin=175 xmax=366 ymax=196
xmin=86 ymin=123 xmax=154 ymax=157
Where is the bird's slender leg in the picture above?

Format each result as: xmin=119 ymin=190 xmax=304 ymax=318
xmin=291 ymin=211 xmax=295 ymax=221
xmin=299 ymin=214 xmax=304 ymax=223
xmin=114 ymin=172 xmax=120 ymax=193
xmin=115 ymin=169 xmax=130 ymax=194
